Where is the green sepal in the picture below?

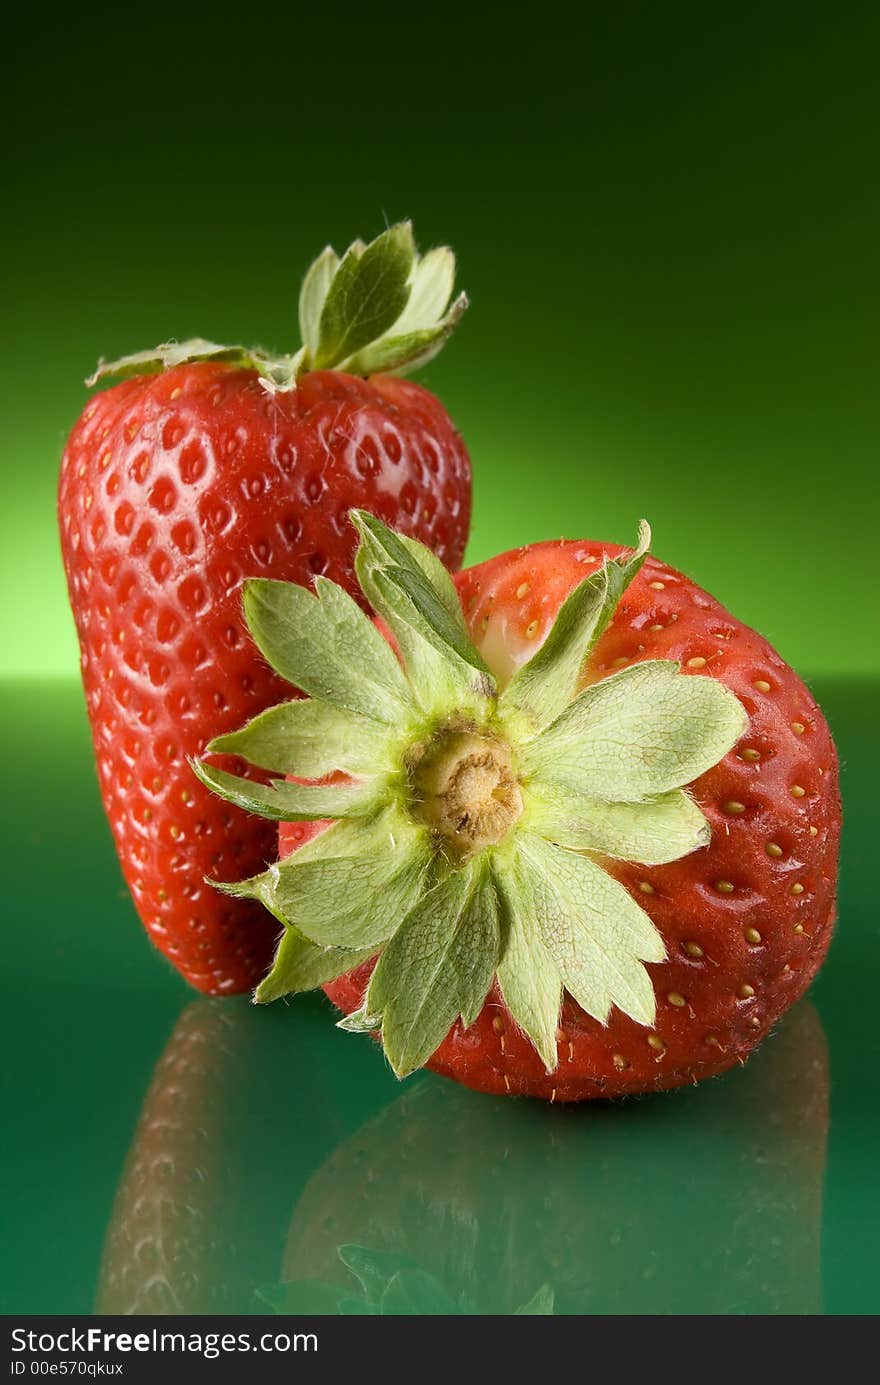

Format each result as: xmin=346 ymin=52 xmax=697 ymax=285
xmin=86 ymin=339 xmax=260 ymax=386
xmin=366 ymin=862 xmax=501 ymax=1077
xmin=500 ymin=521 xmax=651 ymax=730
xmin=242 ymin=575 xmax=413 ymax=723
xmin=351 ymin=511 xmax=494 ymax=716
xmin=516 ymin=833 xmax=665 ymax=1027
xmin=298 ymin=246 xmax=340 ymax=356
xmin=189 ymin=759 xmax=384 ymax=822
xmin=206 ymin=697 xmax=393 ymax=777
xmin=343 ymin=293 xmax=468 ymax=377
xmin=492 ymin=852 xmax=563 ymax=1072
xmin=336 ymin=1006 xmax=382 ymax=1033
xmin=255 ymin=930 xmax=375 ymax=1004
xmin=87 ymin=223 xmax=466 ymax=393
xmin=312 ymin=223 xmax=415 ymax=371
xmin=522 ymin=660 xmax=748 ymax=802
xmin=527 ymin=785 xmax=711 ymax=865
xmin=267 ymin=832 xmax=431 ymax=951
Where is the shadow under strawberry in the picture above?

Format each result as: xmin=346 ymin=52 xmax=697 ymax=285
xmin=277 ymin=1002 xmax=828 ymax=1315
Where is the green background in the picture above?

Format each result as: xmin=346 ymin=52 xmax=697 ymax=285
xmin=3 ymin=2 xmax=879 ymax=1318
xmin=4 ymin=2 xmax=878 ymax=677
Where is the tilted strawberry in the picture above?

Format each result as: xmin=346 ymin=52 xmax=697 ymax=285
xmin=58 ymin=224 xmax=471 ymax=994
xmin=194 ymin=513 xmax=840 ymax=1099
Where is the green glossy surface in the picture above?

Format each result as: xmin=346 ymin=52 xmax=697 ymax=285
xmin=1 ymin=679 xmax=876 ymax=1315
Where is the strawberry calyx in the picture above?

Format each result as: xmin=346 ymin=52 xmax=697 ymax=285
xmin=86 ymin=223 xmax=468 ymax=393
xmin=192 ymin=514 xmax=748 ymax=1078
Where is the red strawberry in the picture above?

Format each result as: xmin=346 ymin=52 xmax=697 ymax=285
xmin=58 ymin=225 xmax=471 ymax=994
xmin=196 ymin=513 xmax=839 ymax=1100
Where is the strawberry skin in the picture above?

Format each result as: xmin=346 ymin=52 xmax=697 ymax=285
xmin=59 ymin=363 xmax=470 ymax=994
xmin=310 ymin=538 xmax=839 ymax=1099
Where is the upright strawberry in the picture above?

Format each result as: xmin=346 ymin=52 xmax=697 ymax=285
xmin=58 ymin=225 xmax=471 ymax=994
xmin=196 ymin=514 xmax=840 ymax=1099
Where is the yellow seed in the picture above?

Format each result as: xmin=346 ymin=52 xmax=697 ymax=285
xmin=649 ymin=580 xmax=665 ymax=590
xmin=525 ymin=619 xmax=538 ymax=639
xmin=638 ymin=880 xmax=655 ymax=895
xmin=647 ymin=1034 xmax=665 ymax=1052
xmin=791 ymin=784 xmax=806 ymax=798
xmin=765 ymin=842 xmax=783 ymax=858
xmin=791 ymin=721 xmax=806 ymax=735
xmin=738 ymin=983 xmax=755 ymax=999
xmin=741 ymin=748 xmax=761 ymax=762
xmin=753 ymin=679 xmax=771 ymax=693
xmin=705 ymin=1033 xmax=721 ymax=1048
xmin=745 ymin=927 xmax=762 ymax=944
xmin=687 ymin=656 xmax=707 ymax=669
xmin=667 ymin=991 xmax=686 ymax=1008
xmin=714 ymin=880 xmax=735 ymax=894
xmin=157 ymin=888 xmax=168 ymax=902
xmin=170 ymin=825 xmax=181 ymax=839
xmin=515 ymin=582 xmax=530 ymax=598
xmin=649 ymin=623 xmax=664 ymax=632
xmin=170 ymin=387 xmax=182 ymax=400
xmin=611 ymin=655 xmax=628 ymax=668
xmin=794 ymin=923 xmax=805 ymax=934
xmin=492 ymin=1014 xmax=505 ymax=1035
xmin=684 ymin=941 xmax=704 ymax=957
xmin=790 ymin=882 xmax=805 ymax=895
xmin=180 ymin=789 xmax=192 ymax=803
xmin=809 ymin=825 xmax=818 ymax=836
xmin=612 ymin=1053 xmax=629 ymax=1070
xmin=724 ymin=800 xmax=746 ymax=815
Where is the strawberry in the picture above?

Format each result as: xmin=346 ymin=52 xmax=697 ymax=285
xmin=58 ymin=225 xmax=471 ymax=994
xmin=195 ymin=513 xmax=840 ymax=1100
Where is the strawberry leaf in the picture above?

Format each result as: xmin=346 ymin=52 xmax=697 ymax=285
xmin=527 ymin=785 xmax=711 ymax=865
xmin=206 ymin=698 xmax=393 ymax=777
xmin=87 ymin=223 xmax=467 ymax=393
xmin=351 ymin=511 xmax=494 ymax=716
xmin=313 ymin=224 xmax=415 ymax=371
xmin=298 ymin=246 xmax=340 ymax=356
xmin=493 ymin=854 xmax=562 ymax=1072
xmin=190 ymin=760 xmax=384 ymax=821
xmin=243 ymin=576 xmax=413 ymax=723
xmin=256 ymin=930 xmax=375 ymax=1004
xmin=516 ymin=833 xmax=665 ymax=1027
xmin=268 ymin=833 xmax=431 ymax=951
xmin=522 ymin=660 xmax=748 ymax=801
xmin=390 ymin=246 xmax=456 ymax=334
xmin=366 ymin=863 xmax=501 ymax=1077
xmin=500 ymin=522 xmax=650 ymax=729
xmin=344 ymin=295 xmax=468 ymax=377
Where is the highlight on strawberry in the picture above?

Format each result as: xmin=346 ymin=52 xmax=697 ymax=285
xmin=58 ymin=224 xmax=472 ymax=996
xmin=194 ymin=514 xmax=840 ymax=1100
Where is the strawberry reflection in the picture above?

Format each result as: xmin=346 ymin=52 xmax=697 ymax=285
xmin=99 ymin=1000 xmax=827 ymax=1315
xmin=96 ymin=994 xmax=379 ymax=1315
xmin=280 ymin=1002 xmax=828 ymax=1315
